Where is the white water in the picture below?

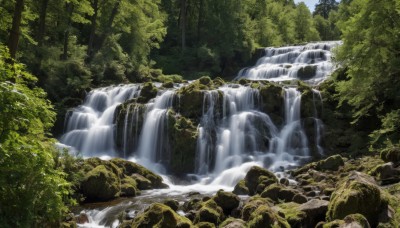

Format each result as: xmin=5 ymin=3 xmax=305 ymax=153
xmin=236 ymin=41 xmax=341 ymax=83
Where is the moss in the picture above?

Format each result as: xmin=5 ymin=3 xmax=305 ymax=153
xmin=380 ymin=147 xmax=400 ymax=164
xmin=260 ymin=183 xmax=283 ymax=202
xmin=213 ymin=77 xmax=225 ymax=87
xmin=137 ymin=82 xmax=158 ymax=103
xmin=110 ymin=158 xmax=165 ymax=188
xmin=322 ymin=220 xmax=345 ymax=228
xmin=327 ymin=172 xmax=388 ymax=227
xmin=219 ymin=218 xmax=246 ymax=228
xmin=343 ymin=214 xmax=370 ymax=227
xmin=81 ymin=165 xmax=120 ymax=201
xmin=233 ymin=180 xmax=249 ymax=195
xmin=196 ymin=222 xmax=215 ymax=228
xmin=297 ymin=65 xmax=317 ymax=80
xmin=258 ymin=82 xmax=284 ymax=125
xmin=120 ymin=176 xmax=140 ymax=197
xmin=316 ymin=155 xmax=345 ymax=171
xmin=194 ymin=199 xmax=224 ymax=225
xmin=241 ymin=196 xmax=271 ymax=221
xmin=275 ymin=202 xmax=307 ymax=227
xmin=163 ymin=199 xmax=179 ymax=211
xmin=212 ymin=190 xmax=240 ymax=214
xmin=131 ymin=174 xmax=152 ymax=190
xmin=199 ymin=76 xmax=212 ymax=85
xmin=244 ymin=166 xmax=278 ymax=196
xmin=167 ymin=111 xmax=198 ymax=174
xmin=131 ymin=203 xmax=193 ymax=228
xmin=247 ymin=205 xmax=290 ymax=228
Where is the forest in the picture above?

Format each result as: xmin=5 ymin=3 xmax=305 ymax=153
xmin=1 ymin=0 xmax=400 ymax=227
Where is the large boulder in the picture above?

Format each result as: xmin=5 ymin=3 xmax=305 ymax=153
xmin=243 ymin=166 xmax=278 ymax=195
xmin=298 ymin=199 xmax=329 ymax=227
xmin=247 ymin=205 xmax=290 ymax=228
xmin=260 ymin=184 xmax=300 ymax=203
xmin=81 ymin=165 xmax=120 ymax=201
xmin=212 ymin=190 xmax=240 ymax=215
xmin=380 ymin=147 xmax=400 ymax=164
xmin=233 ymin=180 xmax=249 ymax=195
xmin=326 ymin=172 xmax=389 ymax=227
xmin=316 ymin=155 xmax=345 ymax=171
xmin=130 ymin=203 xmax=193 ymax=227
xmin=219 ymin=218 xmax=246 ymax=228
xmin=274 ymin=202 xmax=307 ymax=228
xmin=194 ymin=199 xmax=225 ymax=225
xmin=137 ymin=82 xmax=158 ymax=103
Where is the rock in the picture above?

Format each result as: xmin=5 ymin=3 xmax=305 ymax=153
xmin=297 ymin=65 xmax=317 ymax=80
xmin=120 ymin=176 xmax=140 ymax=197
xmin=247 ymin=205 xmax=290 ymax=228
xmin=292 ymin=194 xmax=308 ymax=204
xmin=280 ymin=178 xmax=290 ymax=186
xmin=183 ymin=198 xmax=202 ymax=212
xmin=196 ymin=222 xmax=215 ymax=228
xmin=81 ymin=165 xmax=120 ymax=201
xmin=130 ymin=203 xmax=193 ymax=227
xmin=260 ymin=184 xmax=299 ymax=203
xmin=343 ymin=214 xmax=371 ymax=228
xmin=298 ymin=199 xmax=329 ymax=227
xmin=212 ymin=190 xmax=240 ymax=214
xmin=326 ymin=172 xmax=389 ymax=227
xmin=258 ymin=83 xmax=284 ymax=125
xmin=194 ymin=199 xmax=224 ymax=225
xmin=219 ymin=218 xmax=246 ymax=228
xmin=371 ymin=162 xmax=400 ymax=183
xmin=380 ymin=147 xmax=400 ymax=164
xmin=137 ymin=82 xmax=158 ymax=103
xmin=241 ymin=197 xmax=271 ymax=221
xmin=316 ymin=155 xmax=345 ymax=171
xmin=76 ymin=213 xmax=89 ymax=224
xmin=274 ymin=202 xmax=307 ymax=228
xmin=163 ymin=199 xmax=180 ymax=211
xmin=244 ymin=166 xmax=278 ymax=195
xmin=199 ymin=76 xmax=212 ymax=85
xmin=131 ymin=173 xmax=152 ymax=190
xmin=110 ymin=158 xmax=165 ymax=188
xmin=233 ymin=180 xmax=249 ymax=195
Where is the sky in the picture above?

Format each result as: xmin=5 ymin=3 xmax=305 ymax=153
xmin=294 ymin=0 xmax=319 ymax=12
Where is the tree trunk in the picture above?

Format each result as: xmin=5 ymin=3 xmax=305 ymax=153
xmin=87 ymin=0 xmax=99 ymax=59
xmin=8 ymin=0 xmax=25 ymax=59
xmin=179 ymin=0 xmax=187 ymax=52
xmin=196 ymin=0 xmax=203 ymax=43
xmin=62 ymin=3 xmax=74 ymax=60
xmin=37 ymin=0 xmax=49 ymax=46
xmin=95 ymin=0 xmax=121 ymax=56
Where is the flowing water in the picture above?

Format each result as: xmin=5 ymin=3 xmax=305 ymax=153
xmin=59 ymin=41 xmax=340 ymax=227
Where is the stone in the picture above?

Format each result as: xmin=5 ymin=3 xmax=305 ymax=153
xmin=380 ymin=147 xmax=400 ymax=164
xmin=292 ymin=194 xmax=308 ymax=204
xmin=212 ymin=190 xmax=240 ymax=214
xmin=316 ymin=155 xmax=345 ymax=171
xmin=233 ymin=180 xmax=249 ymax=195
xmin=247 ymin=205 xmax=290 ymax=228
xmin=219 ymin=218 xmax=246 ymax=228
xmin=137 ymin=82 xmax=158 ymax=103
xmin=326 ymin=172 xmax=388 ymax=227
xmin=241 ymin=197 xmax=271 ymax=221
xmin=274 ymin=202 xmax=307 ymax=228
xmin=120 ymin=176 xmax=140 ymax=197
xmin=131 ymin=174 xmax=152 ymax=190
xmin=280 ymin=178 xmax=290 ymax=186
xmin=343 ymin=214 xmax=371 ymax=228
xmin=196 ymin=222 xmax=215 ymax=228
xmin=244 ymin=166 xmax=278 ymax=195
xmin=76 ymin=213 xmax=89 ymax=224
xmin=298 ymin=199 xmax=329 ymax=227
xmin=297 ymin=65 xmax=317 ymax=80
xmin=130 ymin=203 xmax=193 ymax=227
xmin=163 ymin=199 xmax=180 ymax=211
xmin=194 ymin=200 xmax=224 ymax=225
xmin=81 ymin=165 xmax=120 ymax=201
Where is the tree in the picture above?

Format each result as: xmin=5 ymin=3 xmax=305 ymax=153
xmin=314 ymin=0 xmax=339 ymax=19
xmin=7 ymin=0 xmax=24 ymax=59
xmin=334 ymin=0 xmax=400 ymax=148
xmin=294 ymin=2 xmax=320 ymax=42
xmin=0 ymin=44 xmax=72 ymax=227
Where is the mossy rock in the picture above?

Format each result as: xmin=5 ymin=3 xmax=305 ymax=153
xmin=260 ymin=183 xmax=298 ymax=203
xmin=199 ymin=76 xmax=212 ymax=85
xmin=163 ymin=199 xmax=179 ymax=211
xmin=120 ymin=176 xmax=140 ymax=197
xmin=131 ymin=174 xmax=152 ymax=190
xmin=196 ymin=222 xmax=215 ymax=228
xmin=219 ymin=218 xmax=246 ymax=228
xmin=380 ymin=147 xmax=400 ymax=164
xmin=81 ymin=165 xmax=120 ymax=201
xmin=327 ymin=171 xmax=388 ymax=227
xmin=167 ymin=112 xmax=198 ymax=174
xmin=233 ymin=180 xmax=249 ymax=195
xmin=274 ymin=202 xmax=307 ymax=227
xmin=241 ymin=197 xmax=271 ymax=221
xmin=247 ymin=205 xmax=290 ymax=228
xmin=194 ymin=199 xmax=224 ymax=225
xmin=244 ymin=166 xmax=278 ymax=196
xmin=316 ymin=155 xmax=344 ymax=171
xmin=258 ymin=83 xmax=284 ymax=125
xmin=137 ymin=82 xmax=158 ymax=103
xmin=297 ymin=65 xmax=317 ymax=80
xmin=110 ymin=158 xmax=165 ymax=189
xmin=130 ymin=203 xmax=193 ymax=228
xmin=213 ymin=77 xmax=225 ymax=87
xmin=212 ymin=190 xmax=240 ymax=215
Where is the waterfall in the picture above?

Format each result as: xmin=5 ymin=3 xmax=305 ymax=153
xmin=135 ymin=90 xmax=175 ymax=171
xmin=60 ymin=85 xmax=140 ymax=157
xmin=237 ymin=41 xmax=341 ymax=83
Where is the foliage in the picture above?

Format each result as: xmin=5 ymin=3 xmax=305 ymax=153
xmin=0 ymin=45 xmax=72 ymax=227
xmin=334 ymin=0 xmax=400 ymax=149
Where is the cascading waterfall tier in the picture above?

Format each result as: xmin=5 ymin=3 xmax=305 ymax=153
xmin=236 ymin=41 xmax=341 ymax=83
